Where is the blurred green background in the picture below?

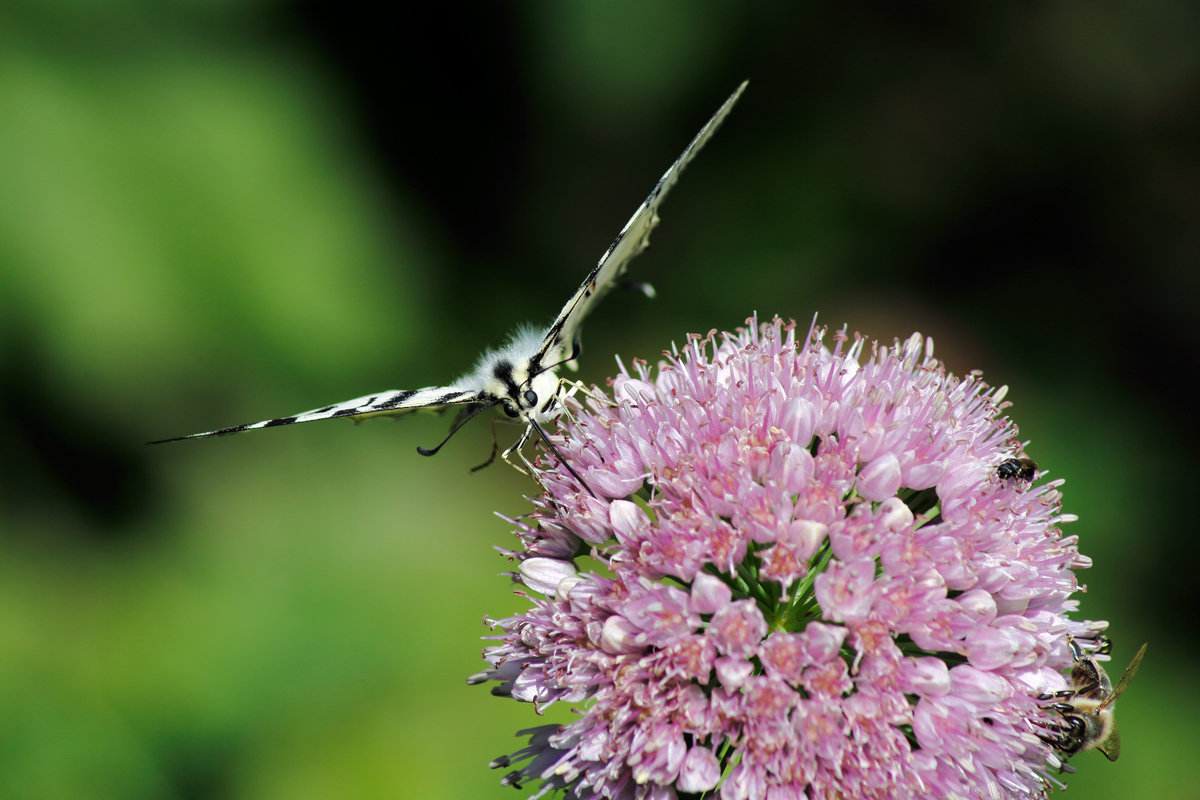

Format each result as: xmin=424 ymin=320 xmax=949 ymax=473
xmin=1 ymin=2 xmax=1195 ymax=798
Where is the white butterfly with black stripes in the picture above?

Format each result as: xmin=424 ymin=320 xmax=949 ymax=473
xmin=153 ymin=82 xmax=747 ymax=483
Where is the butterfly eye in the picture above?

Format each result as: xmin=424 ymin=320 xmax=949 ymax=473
xmin=524 ymin=389 xmax=538 ymax=408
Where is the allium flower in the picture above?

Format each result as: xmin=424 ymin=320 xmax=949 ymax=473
xmin=473 ymin=315 xmax=1105 ymax=799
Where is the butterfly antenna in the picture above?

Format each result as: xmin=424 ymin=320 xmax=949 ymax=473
xmin=527 ymin=418 xmax=595 ymax=498
xmin=416 ymin=401 xmax=498 ymax=458
xmin=537 ymin=338 xmax=584 ymax=377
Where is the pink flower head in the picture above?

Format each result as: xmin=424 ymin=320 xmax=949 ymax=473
xmin=474 ymin=316 xmax=1103 ymax=799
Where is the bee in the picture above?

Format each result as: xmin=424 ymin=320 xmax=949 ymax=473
xmin=997 ymin=456 xmax=1038 ymax=482
xmin=1038 ymin=635 xmax=1147 ymax=763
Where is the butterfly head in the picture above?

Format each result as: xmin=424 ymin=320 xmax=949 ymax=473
xmin=511 ymin=362 xmax=562 ymax=424
xmin=480 ymin=353 xmax=561 ymax=422
xmin=524 ymin=366 xmax=564 ymax=421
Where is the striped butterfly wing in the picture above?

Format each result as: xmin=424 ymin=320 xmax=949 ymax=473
xmin=150 ymin=386 xmax=491 ymax=443
xmin=154 ymin=82 xmax=749 ymax=453
xmin=535 ymin=80 xmax=747 ymax=371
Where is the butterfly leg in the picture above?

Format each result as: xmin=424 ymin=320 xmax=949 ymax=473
xmin=505 ymin=417 xmax=596 ymax=497
xmin=498 ymin=422 xmax=536 ymax=478
xmin=513 ymin=446 xmax=542 ymax=486
xmin=562 ymin=378 xmax=617 ymax=409
xmin=550 ymin=379 xmax=614 ymax=437
xmin=468 ymin=420 xmax=500 ymax=473
xmin=473 ymin=416 xmax=533 ymax=476
xmin=551 ymin=383 xmax=585 ymax=431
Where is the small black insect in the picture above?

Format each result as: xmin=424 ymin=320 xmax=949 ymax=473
xmin=997 ymin=457 xmax=1037 ymax=482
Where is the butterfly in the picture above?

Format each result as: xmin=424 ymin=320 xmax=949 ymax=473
xmin=152 ymin=81 xmax=747 ymax=490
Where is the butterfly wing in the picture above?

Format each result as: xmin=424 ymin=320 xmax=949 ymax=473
xmin=535 ymin=80 xmax=748 ymax=369
xmin=155 ymin=83 xmax=747 ymax=453
xmin=149 ymin=386 xmax=491 ymax=443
